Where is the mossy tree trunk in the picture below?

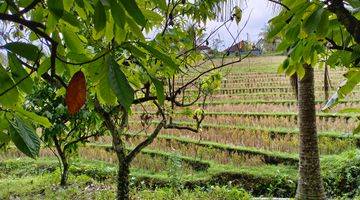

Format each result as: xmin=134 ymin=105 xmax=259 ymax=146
xmin=60 ymin=158 xmax=69 ymax=186
xmin=295 ymin=64 xmax=326 ymax=199
xmin=94 ymin=100 xmax=131 ymax=200
xmin=116 ymin=159 xmax=130 ymax=200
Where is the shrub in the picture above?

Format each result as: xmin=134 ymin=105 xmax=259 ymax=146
xmin=132 ymin=186 xmax=251 ymax=200
xmin=322 ymin=149 xmax=360 ymax=198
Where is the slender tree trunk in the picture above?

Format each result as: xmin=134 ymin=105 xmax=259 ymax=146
xmin=296 ymin=64 xmax=326 ymax=200
xmin=60 ymin=158 xmax=69 ymax=186
xmin=53 ymin=136 xmax=69 ymax=186
xmin=94 ymin=99 xmax=132 ymax=200
xmin=324 ymin=65 xmax=330 ymax=101
xmin=116 ymin=158 xmax=130 ymax=200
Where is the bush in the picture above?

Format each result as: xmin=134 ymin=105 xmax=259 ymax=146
xmin=206 ymin=186 xmax=251 ymax=200
xmin=322 ymin=149 xmax=360 ymax=198
xmin=132 ymin=186 xmax=251 ymax=200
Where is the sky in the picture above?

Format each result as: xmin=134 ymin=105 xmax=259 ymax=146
xmin=205 ymin=0 xmax=278 ymax=50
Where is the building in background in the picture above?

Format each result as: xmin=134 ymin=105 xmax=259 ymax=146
xmin=225 ymin=40 xmax=262 ymax=56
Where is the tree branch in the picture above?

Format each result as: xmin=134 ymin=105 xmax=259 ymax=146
xmin=0 ymin=69 xmax=35 ymax=97
xmin=19 ymin=59 xmax=64 ymax=88
xmin=64 ymin=132 xmax=101 ymax=151
xmin=325 ymin=37 xmax=353 ymax=52
xmin=19 ymin=0 xmax=42 ymax=15
xmin=94 ymin=98 xmax=127 ymax=160
xmin=0 ymin=13 xmax=45 ymax=29
xmin=164 ymin=123 xmax=199 ymax=132
xmin=0 ymin=12 xmax=59 ymax=82
xmin=126 ymin=119 xmax=165 ymax=162
xmin=174 ymin=57 xmax=247 ymax=95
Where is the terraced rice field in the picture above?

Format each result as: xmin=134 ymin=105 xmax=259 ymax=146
xmin=2 ymin=56 xmax=359 ymax=197
xmin=88 ymin=56 xmax=359 ymax=190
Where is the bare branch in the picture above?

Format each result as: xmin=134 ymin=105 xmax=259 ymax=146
xmin=56 ymin=46 xmax=115 ymax=66
xmin=174 ymin=58 xmax=246 ymax=95
xmin=64 ymin=132 xmax=102 ymax=151
xmin=126 ymin=119 xmax=165 ymax=162
xmin=177 ymin=18 xmax=232 ymax=59
xmin=164 ymin=123 xmax=199 ymax=132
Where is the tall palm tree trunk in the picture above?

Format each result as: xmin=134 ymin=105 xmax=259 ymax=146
xmin=295 ymin=64 xmax=326 ymax=200
xmin=290 ymin=73 xmax=298 ymax=100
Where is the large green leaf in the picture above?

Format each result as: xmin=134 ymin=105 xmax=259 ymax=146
xmin=61 ymin=11 xmax=81 ymax=28
xmin=94 ymin=59 xmax=118 ymax=105
xmin=0 ymin=65 xmax=19 ymax=107
xmin=296 ymin=63 xmax=305 ymax=79
xmin=267 ymin=21 xmax=286 ymax=40
xmin=97 ymin=72 xmax=117 ymax=106
xmin=8 ymin=53 xmax=33 ymax=94
xmin=94 ymin=0 xmax=106 ymax=32
xmin=277 ymin=58 xmax=289 ymax=74
xmin=109 ymin=0 xmax=125 ymax=29
xmin=64 ymin=0 xmax=75 ymax=11
xmin=8 ymin=115 xmax=40 ymax=159
xmin=119 ymin=0 xmax=146 ymax=27
xmin=84 ymin=55 xmax=107 ymax=85
xmin=323 ymin=71 xmax=360 ymax=111
xmin=123 ymin=43 xmax=147 ymax=58
xmin=61 ymin=26 xmax=85 ymax=53
xmin=75 ymin=0 xmax=85 ymax=8
xmin=303 ymin=7 xmax=324 ymax=34
xmin=137 ymin=42 xmax=178 ymax=71
xmin=150 ymin=77 xmax=165 ymax=105
xmin=317 ymin=10 xmax=329 ymax=37
xmin=338 ymin=74 xmax=360 ymax=97
xmin=15 ymin=107 xmax=52 ymax=128
xmin=107 ymin=57 xmax=134 ymax=110
xmin=153 ymin=0 xmax=166 ymax=10
xmin=38 ymin=57 xmax=51 ymax=75
xmin=125 ymin=15 xmax=145 ymax=40
xmin=3 ymin=42 xmax=41 ymax=62
xmin=48 ymin=0 xmax=64 ymax=19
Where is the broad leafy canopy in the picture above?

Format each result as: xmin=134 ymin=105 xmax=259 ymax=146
xmin=0 ymin=0 xmax=228 ymax=156
xmin=268 ymin=0 xmax=360 ymax=117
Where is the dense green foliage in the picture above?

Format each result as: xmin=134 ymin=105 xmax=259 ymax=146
xmin=322 ymin=150 xmax=360 ymax=198
xmin=0 ymin=0 xmax=233 ymax=157
xmin=1 ymin=149 xmax=360 ymax=199
xmin=0 ymin=0 xmax=246 ymax=198
xmin=268 ymin=0 xmax=360 ymax=115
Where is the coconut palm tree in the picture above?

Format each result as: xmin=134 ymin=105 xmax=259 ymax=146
xmin=296 ymin=64 xmax=326 ymax=199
